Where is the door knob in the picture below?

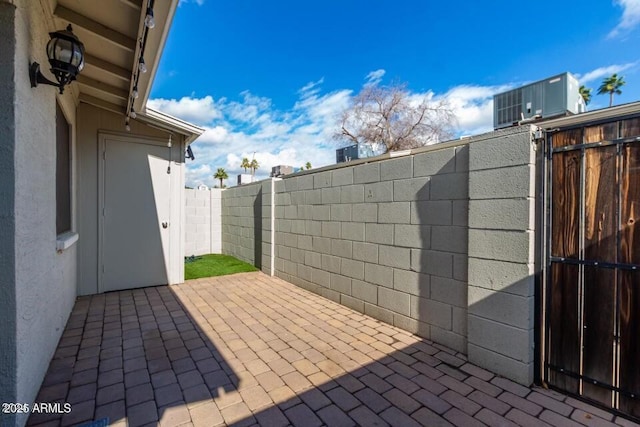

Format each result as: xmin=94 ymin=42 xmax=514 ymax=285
xmin=162 ymin=222 xmax=168 ymax=228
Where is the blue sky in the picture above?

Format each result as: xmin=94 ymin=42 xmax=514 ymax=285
xmin=149 ymin=0 xmax=640 ymax=187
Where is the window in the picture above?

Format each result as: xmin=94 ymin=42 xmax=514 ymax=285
xmin=56 ymin=103 xmax=71 ymax=235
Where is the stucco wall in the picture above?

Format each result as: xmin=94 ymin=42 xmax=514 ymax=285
xmin=2 ymin=1 xmax=79 ymax=425
xmin=76 ymin=103 xmax=186 ymax=295
xmin=185 ymin=188 xmax=222 ymax=256
xmin=0 ymin=1 xmax=18 ymax=421
xmin=221 ymin=126 xmax=538 ymax=385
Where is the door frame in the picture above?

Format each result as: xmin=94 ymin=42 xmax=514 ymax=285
xmin=97 ymin=131 xmax=174 ymax=293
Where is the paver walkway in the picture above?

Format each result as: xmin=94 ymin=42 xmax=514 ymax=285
xmin=27 ymin=272 xmax=639 ymax=427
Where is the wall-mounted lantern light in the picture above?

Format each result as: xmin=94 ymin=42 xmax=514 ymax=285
xmin=29 ymin=25 xmax=85 ymax=94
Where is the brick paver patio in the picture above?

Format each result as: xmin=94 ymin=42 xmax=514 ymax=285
xmin=27 ymin=272 xmax=639 ymax=427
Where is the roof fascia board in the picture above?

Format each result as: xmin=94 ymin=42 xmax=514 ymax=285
xmin=139 ymin=107 xmax=204 ymax=144
xmin=539 ymin=102 xmax=640 ymax=130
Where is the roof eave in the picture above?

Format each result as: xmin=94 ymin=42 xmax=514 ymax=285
xmin=133 ymin=0 xmax=180 ymax=113
xmin=539 ymin=101 xmax=640 ymax=130
xmin=140 ymin=107 xmax=205 ymax=145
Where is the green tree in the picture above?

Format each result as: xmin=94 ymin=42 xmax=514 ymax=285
xmin=597 ymin=74 xmax=626 ymax=107
xmin=579 ymin=85 xmax=592 ymax=106
xmin=214 ymin=168 xmax=228 ymax=188
xmin=250 ymin=159 xmax=259 ymax=176
xmin=240 ymin=157 xmax=250 ymax=173
xmin=305 ymin=162 xmax=312 ymax=170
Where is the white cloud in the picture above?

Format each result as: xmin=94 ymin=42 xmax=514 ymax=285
xmin=154 ymin=64 xmax=633 ymax=187
xmin=179 ymin=0 xmax=205 ymax=6
xmin=365 ymin=69 xmax=386 ymax=86
xmin=156 ymin=82 xmax=347 ymax=187
xmin=441 ymin=84 xmax=513 ymax=135
xmin=299 ymin=78 xmax=325 ymax=98
xmin=147 ymin=96 xmax=220 ymax=124
xmin=608 ymin=0 xmax=640 ymax=38
xmin=197 ymin=125 xmax=229 ymax=145
xmin=577 ymin=62 xmax=637 ymax=84
xmin=185 ymin=164 xmax=211 ymax=187
xmin=153 ymin=77 xmax=507 ymax=187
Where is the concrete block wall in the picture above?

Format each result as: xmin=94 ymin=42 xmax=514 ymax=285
xmin=185 ymin=188 xmax=222 ymax=256
xmin=221 ymin=182 xmax=265 ymax=266
xmin=260 ymin=179 xmax=274 ymax=275
xmin=467 ymin=125 xmax=537 ymax=385
xmin=220 ymin=126 xmax=538 ymax=385
xmin=272 ymin=145 xmax=470 ymax=354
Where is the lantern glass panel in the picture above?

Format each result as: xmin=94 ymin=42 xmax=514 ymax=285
xmin=49 ymin=38 xmax=73 ymax=64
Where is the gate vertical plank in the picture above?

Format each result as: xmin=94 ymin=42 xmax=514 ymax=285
xmin=583 ymin=267 xmax=616 ymax=405
xmin=621 ymin=118 xmax=640 ymax=138
xmin=549 ymin=263 xmax=580 ymax=393
xmin=549 ymin=150 xmax=581 ymax=393
xmin=552 ymin=151 xmax=581 ymax=258
xmin=584 ymin=146 xmax=617 ymax=264
xmin=619 ymin=271 xmax=640 ymax=418
xmin=553 ymin=128 xmax=583 ymax=148
xmin=619 ymin=144 xmax=640 ymax=417
xmin=582 ymin=147 xmax=617 ymax=406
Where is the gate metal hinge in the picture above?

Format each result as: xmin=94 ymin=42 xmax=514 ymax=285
xmin=531 ymin=127 xmax=545 ymax=152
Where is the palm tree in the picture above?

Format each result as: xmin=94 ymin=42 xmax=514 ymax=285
xmin=579 ymin=85 xmax=592 ymax=106
xmin=305 ymin=162 xmax=312 ymax=170
xmin=213 ymin=168 xmax=228 ymax=188
xmin=240 ymin=157 xmax=250 ymax=173
xmin=597 ymin=74 xmax=626 ymax=107
xmin=250 ymin=159 xmax=259 ymax=176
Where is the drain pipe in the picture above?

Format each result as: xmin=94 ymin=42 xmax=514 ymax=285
xmin=270 ymin=177 xmax=281 ymax=276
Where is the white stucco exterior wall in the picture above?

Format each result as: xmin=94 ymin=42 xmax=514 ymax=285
xmin=1 ymin=3 xmax=195 ymax=425
xmin=6 ymin=2 xmax=79 ymax=426
xmin=0 ymin=1 xmax=18 ymax=422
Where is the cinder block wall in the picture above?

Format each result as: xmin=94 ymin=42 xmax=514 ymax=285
xmin=220 ymin=125 xmax=537 ymax=385
xmin=260 ymin=179 xmax=274 ymax=275
xmin=272 ymin=144 xmax=470 ymax=353
xmin=185 ymin=188 xmax=222 ymax=256
xmin=467 ymin=126 xmax=537 ymax=384
xmin=221 ymin=182 xmax=266 ymax=266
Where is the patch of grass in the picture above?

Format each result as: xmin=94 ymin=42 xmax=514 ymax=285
xmin=185 ymin=254 xmax=258 ymax=280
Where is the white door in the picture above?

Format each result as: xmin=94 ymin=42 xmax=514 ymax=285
xmin=100 ymin=135 xmax=172 ymax=292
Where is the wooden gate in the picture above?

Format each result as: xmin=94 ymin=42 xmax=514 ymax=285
xmin=545 ymin=116 xmax=640 ymax=419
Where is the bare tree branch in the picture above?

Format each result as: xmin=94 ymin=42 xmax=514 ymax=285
xmin=334 ymin=81 xmax=457 ymax=153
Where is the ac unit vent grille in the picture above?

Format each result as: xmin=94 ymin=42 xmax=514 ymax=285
xmin=495 ymin=88 xmax=523 ymax=127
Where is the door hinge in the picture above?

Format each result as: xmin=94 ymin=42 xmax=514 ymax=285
xmin=103 ymin=151 xmax=106 ymax=160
